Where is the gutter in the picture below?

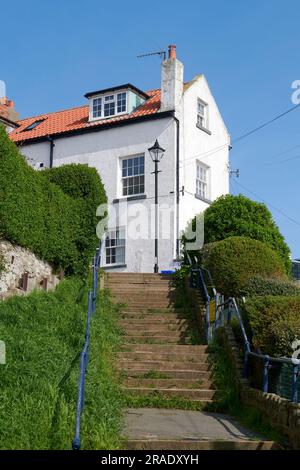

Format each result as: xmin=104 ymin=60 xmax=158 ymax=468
xmin=47 ymin=136 xmax=55 ymax=168
xmin=174 ymin=115 xmax=180 ymax=259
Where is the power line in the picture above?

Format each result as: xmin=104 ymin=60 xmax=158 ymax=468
xmin=232 ymin=103 xmax=300 ymax=144
xmin=233 ymin=179 xmax=300 ymax=228
xmin=179 ymin=102 xmax=300 ymax=169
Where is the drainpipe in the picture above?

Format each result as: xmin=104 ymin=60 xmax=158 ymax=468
xmin=174 ymin=116 xmax=180 ymax=259
xmin=47 ymin=136 xmax=55 ymax=168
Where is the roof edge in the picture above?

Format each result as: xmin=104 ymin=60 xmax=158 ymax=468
xmin=84 ymin=83 xmax=150 ymax=100
xmin=13 ymin=110 xmax=174 ymax=145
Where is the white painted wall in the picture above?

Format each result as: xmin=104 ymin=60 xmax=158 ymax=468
xmin=20 ymin=117 xmax=177 ymax=273
xmin=179 ymin=75 xmax=230 ymax=240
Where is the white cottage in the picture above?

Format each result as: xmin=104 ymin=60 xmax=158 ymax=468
xmin=10 ymin=45 xmax=230 ymax=273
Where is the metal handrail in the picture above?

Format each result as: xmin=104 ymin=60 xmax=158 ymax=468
xmin=189 ymin=264 xmax=300 ymax=403
xmin=72 ymin=242 xmax=102 ymax=450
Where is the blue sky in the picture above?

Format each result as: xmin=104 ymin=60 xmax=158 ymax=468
xmin=1 ymin=0 xmax=299 ymax=257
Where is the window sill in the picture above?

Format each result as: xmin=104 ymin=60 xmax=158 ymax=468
xmin=196 ymin=123 xmax=211 ymax=135
xmin=195 ymin=193 xmax=212 ymax=204
xmin=104 ymin=264 xmax=127 ymax=270
xmin=113 ymin=194 xmax=147 ymax=203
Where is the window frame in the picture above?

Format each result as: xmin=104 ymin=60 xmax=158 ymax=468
xmin=104 ymin=227 xmax=126 ymax=266
xmin=196 ymin=160 xmax=210 ymax=201
xmin=120 ymin=154 xmax=145 ymax=198
xmin=90 ymin=90 xmax=128 ymax=121
xmin=197 ymin=98 xmax=209 ymax=130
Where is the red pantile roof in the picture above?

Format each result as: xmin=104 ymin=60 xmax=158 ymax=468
xmin=10 ymin=89 xmax=162 ymax=144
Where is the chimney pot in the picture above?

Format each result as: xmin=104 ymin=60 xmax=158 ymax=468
xmin=168 ymin=44 xmax=177 ymax=60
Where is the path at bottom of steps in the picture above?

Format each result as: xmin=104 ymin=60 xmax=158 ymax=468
xmin=123 ymin=408 xmax=281 ymax=450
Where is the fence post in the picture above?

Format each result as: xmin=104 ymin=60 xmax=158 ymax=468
xmin=205 ymin=301 xmax=210 ymax=343
xmin=291 ymin=360 xmax=299 ymax=403
xmin=92 ymin=256 xmax=97 ymax=313
xmin=242 ymin=341 xmax=250 ymax=378
xmin=263 ymin=355 xmax=270 ymax=393
xmin=227 ymin=302 xmax=232 ymax=325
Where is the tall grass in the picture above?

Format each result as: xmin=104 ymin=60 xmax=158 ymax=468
xmin=0 ymin=279 xmax=123 ymax=449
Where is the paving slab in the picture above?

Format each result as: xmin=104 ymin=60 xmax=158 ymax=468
xmin=123 ymin=408 xmax=266 ymax=442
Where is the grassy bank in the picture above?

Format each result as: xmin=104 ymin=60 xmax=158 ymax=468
xmin=0 ymin=279 xmax=123 ymax=449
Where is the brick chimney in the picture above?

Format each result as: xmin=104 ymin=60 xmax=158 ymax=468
xmin=0 ymin=97 xmax=19 ymax=123
xmin=160 ymin=44 xmax=184 ymax=112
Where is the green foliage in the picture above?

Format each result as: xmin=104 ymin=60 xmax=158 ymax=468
xmin=0 ymin=126 xmax=106 ymax=275
xmin=43 ymin=164 xmax=107 ymax=275
xmin=202 ymin=194 xmax=291 ymax=272
xmin=0 ymin=279 xmax=124 ymax=449
xmin=201 ymin=236 xmax=287 ymax=297
xmin=241 ymin=296 xmax=300 ymax=357
xmin=242 ymin=276 xmax=300 ymax=297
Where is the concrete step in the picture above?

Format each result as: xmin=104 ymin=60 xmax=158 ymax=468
xmin=110 ymin=284 xmax=175 ymax=290
xmin=120 ymin=323 xmax=192 ymax=333
xmin=118 ymin=360 xmax=210 ymax=372
xmin=126 ymin=440 xmax=280 ymax=450
xmin=107 ymin=273 xmax=173 ymax=280
xmin=118 ymin=352 xmax=208 ymax=362
xmin=122 ymin=369 xmax=211 ymax=380
xmin=122 ymin=344 xmax=208 ymax=353
xmin=119 ymin=316 xmax=191 ymax=324
xmin=124 ymin=336 xmax=192 ymax=344
xmin=124 ymin=378 xmax=213 ymax=389
xmin=121 ymin=307 xmax=196 ymax=313
xmin=123 ymin=331 xmax=191 ymax=341
xmin=123 ymin=387 xmax=217 ymax=400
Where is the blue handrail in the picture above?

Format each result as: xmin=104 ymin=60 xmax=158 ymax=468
xmin=72 ymin=242 xmax=102 ymax=450
xmin=189 ymin=264 xmax=300 ymax=403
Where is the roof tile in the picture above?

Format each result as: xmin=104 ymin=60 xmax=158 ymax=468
xmin=10 ymin=89 xmax=161 ymax=143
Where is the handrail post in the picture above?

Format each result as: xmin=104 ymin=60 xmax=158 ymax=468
xmin=263 ymin=355 xmax=270 ymax=393
xmin=243 ymin=341 xmax=251 ymax=378
xmin=205 ymin=299 xmax=211 ymax=343
xmin=291 ymin=360 xmax=299 ymax=403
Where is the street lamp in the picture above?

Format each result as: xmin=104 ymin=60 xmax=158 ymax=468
xmin=148 ymin=139 xmax=165 ymax=274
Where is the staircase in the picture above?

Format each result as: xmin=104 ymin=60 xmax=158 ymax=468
xmin=106 ymin=272 xmax=280 ymax=451
xmin=107 ymin=272 xmax=214 ymax=404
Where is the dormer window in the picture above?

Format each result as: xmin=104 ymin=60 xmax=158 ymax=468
xmin=86 ymin=84 xmax=149 ymax=122
xmin=91 ymin=91 xmax=127 ymax=120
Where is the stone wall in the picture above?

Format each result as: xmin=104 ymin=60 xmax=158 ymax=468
xmin=221 ymin=326 xmax=300 ymax=450
xmin=0 ymin=240 xmax=60 ymax=300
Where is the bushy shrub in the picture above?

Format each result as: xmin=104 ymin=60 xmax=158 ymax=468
xmin=201 ymin=236 xmax=287 ymax=297
xmin=43 ymin=164 xmax=106 ymax=274
xmin=242 ymin=276 xmax=300 ymax=297
xmin=0 ymin=125 xmax=106 ymax=275
xmin=200 ymin=194 xmax=291 ymax=273
xmin=242 ymin=296 xmax=300 ymax=357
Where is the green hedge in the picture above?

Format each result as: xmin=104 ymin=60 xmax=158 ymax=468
xmin=242 ymin=276 xmax=300 ymax=297
xmin=242 ymin=296 xmax=300 ymax=357
xmin=0 ymin=125 xmax=106 ymax=275
xmin=201 ymin=236 xmax=287 ymax=297
xmin=201 ymin=194 xmax=291 ymax=273
xmin=43 ymin=164 xmax=106 ymax=274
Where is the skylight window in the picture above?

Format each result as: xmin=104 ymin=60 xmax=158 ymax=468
xmin=23 ymin=119 xmax=44 ymax=132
